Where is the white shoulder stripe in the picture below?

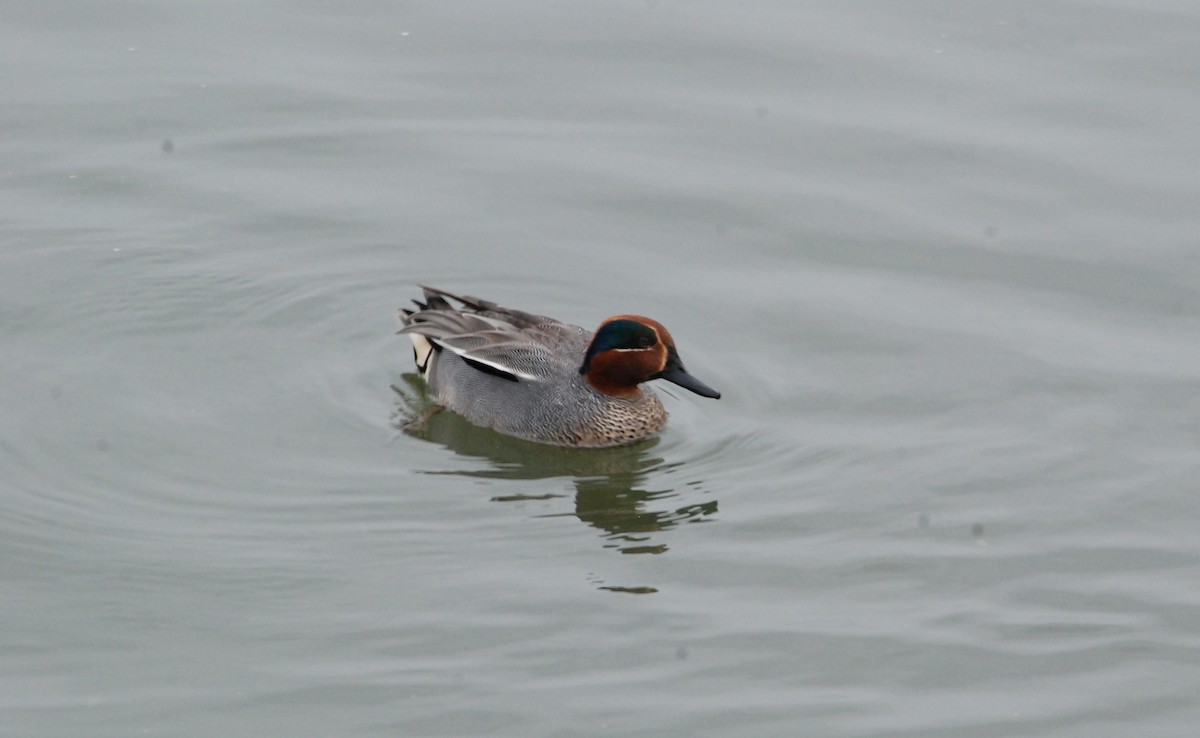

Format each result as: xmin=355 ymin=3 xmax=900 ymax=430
xmin=433 ymin=338 xmax=544 ymax=382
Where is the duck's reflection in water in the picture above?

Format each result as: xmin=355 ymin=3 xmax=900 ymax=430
xmin=393 ymin=376 xmax=718 ymax=556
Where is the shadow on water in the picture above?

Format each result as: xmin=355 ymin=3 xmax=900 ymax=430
xmin=391 ymin=375 xmax=719 ymax=561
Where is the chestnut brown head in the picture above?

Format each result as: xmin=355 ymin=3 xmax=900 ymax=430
xmin=580 ymin=315 xmax=721 ymax=399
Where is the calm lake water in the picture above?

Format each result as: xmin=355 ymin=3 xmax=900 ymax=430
xmin=4 ymin=1 xmax=1199 ymax=736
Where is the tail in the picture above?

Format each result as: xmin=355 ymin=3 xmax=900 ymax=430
xmin=397 ymin=288 xmax=456 ymax=378
xmin=406 ymin=331 xmax=436 ymax=377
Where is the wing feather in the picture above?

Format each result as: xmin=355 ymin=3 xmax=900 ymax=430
xmin=397 ymin=306 xmax=578 ymax=382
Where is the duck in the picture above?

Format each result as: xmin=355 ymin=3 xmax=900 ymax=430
xmin=397 ymin=285 xmax=720 ymax=447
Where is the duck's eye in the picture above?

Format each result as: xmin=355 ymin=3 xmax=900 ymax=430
xmin=636 ymin=334 xmax=656 ymax=348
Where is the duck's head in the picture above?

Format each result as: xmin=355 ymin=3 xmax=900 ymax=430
xmin=580 ymin=315 xmax=721 ymax=399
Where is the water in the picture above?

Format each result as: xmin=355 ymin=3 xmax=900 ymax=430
xmin=3 ymin=2 xmax=1199 ymax=736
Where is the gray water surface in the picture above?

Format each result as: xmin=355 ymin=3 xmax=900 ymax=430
xmin=4 ymin=2 xmax=1200 ymax=736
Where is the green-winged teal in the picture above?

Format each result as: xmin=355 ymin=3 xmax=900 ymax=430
xmin=397 ymin=285 xmax=720 ymax=447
